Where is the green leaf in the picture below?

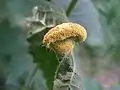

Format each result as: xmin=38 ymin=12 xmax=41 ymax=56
xmin=29 ymin=46 xmax=58 ymax=90
xmin=26 ymin=1 xmax=69 ymax=90
xmin=25 ymin=0 xmax=68 ymax=38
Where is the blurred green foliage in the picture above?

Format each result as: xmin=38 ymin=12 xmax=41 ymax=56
xmin=0 ymin=0 xmax=120 ymax=90
xmin=93 ymin=0 xmax=120 ymax=59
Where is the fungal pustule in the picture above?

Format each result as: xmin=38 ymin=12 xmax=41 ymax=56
xmin=43 ymin=22 xmax=87 ymax=55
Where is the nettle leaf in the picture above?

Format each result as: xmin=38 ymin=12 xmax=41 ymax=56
xmin=29 ymin=46 xmax=58 ymax=90
xmin=0 ymin=20 xmax=47 ymax=90
xmin=26 ymin=0 xmax=69 ymax=90
xmin=53 ymin=57 xmax=84 ymax=90
xmin=26 ymin=4 xmax=68 ymax=38
xmin=25 ymin=0 xmax=68 ymax=39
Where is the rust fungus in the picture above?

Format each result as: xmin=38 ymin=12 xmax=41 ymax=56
xmin=43 ymin=22 xmax=87 ymax=55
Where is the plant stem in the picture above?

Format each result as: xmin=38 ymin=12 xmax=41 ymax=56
xmin=66 ymin=0 xmax=78 ymax=16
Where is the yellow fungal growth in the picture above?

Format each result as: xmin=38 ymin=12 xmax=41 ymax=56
xmin=51 ymin=40 xmax=74 ymax=55
xmin=43 ymin=22 xmax=87 ymax=54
